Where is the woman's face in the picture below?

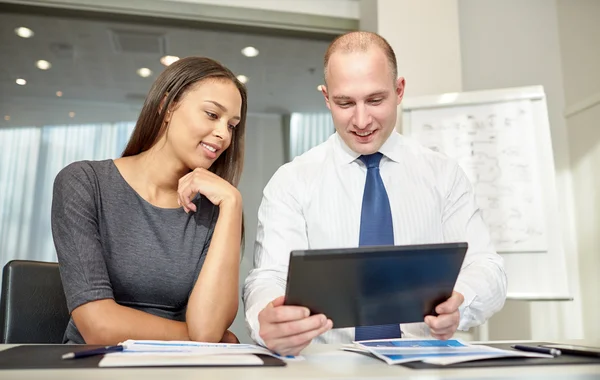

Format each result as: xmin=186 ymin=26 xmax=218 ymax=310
xmin=165 ymin=79 xmax=242 ymax=170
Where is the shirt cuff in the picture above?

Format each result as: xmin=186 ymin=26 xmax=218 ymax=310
xmin=245 ymin=301 xmax=268 ymax=348
xmin=453 ymin=281 xmax=477 ymax=331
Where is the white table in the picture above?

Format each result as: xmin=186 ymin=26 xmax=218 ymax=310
xmin=1 ymin=341 xmax=599 ymax=379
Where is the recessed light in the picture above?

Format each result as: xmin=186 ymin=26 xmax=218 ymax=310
xmin=236 ymin=75 xmax=248 ymax=84
xmin=36 ymin=60 xmax=51 ymax=70
xmin=4 ymin=115 xmax=10 ymax=121
xmin=160 ymin=55 xmax=180 ymax=66
xmin=15 ymin=27 xmax=34 ymax=38
xmin=241 ymin=46 xmax=259 ymax=57
xmin=69 ymin=112 xmax=75 ymax=118
xmin=56 ymin=91 xmax=63 ymax=97
xmin=16 ymin=78 xmax=26 ymax=86
xmin=137 ymin=68 xmax=152 ymax=78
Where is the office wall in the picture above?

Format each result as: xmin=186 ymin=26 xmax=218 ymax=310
xmin=370 ymin=0 xmax=463 ymax=97
xmin=231 ymin=113 xmax=286 ymax=343
xmin=556 ymin=0 xmax=600 ymax=341
xmin=458 ymin=0 xmax=583 ymax=340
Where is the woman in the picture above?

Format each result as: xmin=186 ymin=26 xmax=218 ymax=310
xmin=51 ymin=57 xmax=246 ymax=344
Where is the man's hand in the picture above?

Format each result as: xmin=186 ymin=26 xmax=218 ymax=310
xmin=424 ymin=291 xmax=464 ymax=340
xmin=258 ymin=296 xmax=333 ymax=356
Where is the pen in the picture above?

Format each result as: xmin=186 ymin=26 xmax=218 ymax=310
xmin=511 ymin=344 xmax=561 ymax=357
xmin=62 ymin=345 xmax=124 ymax=360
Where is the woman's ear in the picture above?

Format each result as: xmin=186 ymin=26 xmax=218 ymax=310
xmin=158 ymin=92 xmax=169 ymax=115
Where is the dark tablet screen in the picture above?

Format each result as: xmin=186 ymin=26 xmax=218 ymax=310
xmin=283 ymin=242 xmax=468 ymax=328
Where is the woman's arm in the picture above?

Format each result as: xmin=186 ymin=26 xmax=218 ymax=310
xmin=72 ymin=300 xmax=189 ymax=344
xmin=185 ymin=199 xmax=242 ymax=342
xmin=178 ymin=168 xmax=243 ymax=342
xmin=52 ymin=162 xmax=192 ymax=345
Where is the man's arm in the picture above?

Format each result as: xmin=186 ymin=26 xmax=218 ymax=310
xmin=242 ymin=165 xmax=310 ymax=345
xmin=442 ymin=162 xmax=508 ymax=331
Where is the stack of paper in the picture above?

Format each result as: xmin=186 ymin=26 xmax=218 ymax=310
xmin=342 ymin=339 xmax=552 ymax=366
xmin=99 ymin=340 xmax=300 ymax=368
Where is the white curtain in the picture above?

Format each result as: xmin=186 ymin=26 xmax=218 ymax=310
xmin=288 ymin=113 xmax=335 ymax=160
xmin=0 ymin=122 xmax=135 ymax=268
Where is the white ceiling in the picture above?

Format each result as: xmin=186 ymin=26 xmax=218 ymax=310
xmin=0 ymin=10 xmax=333 ymax=128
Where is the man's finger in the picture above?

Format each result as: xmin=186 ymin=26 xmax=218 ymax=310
xmin=428 ymin=322 xmax=457 ymax=336
xmin=270 ymin=296 xmax=286 ymax=308
xmin=270 ymin=314 xmax=328 ymax=339
xmin=436 ymin=291 xmax=464 ymax=314
xmin=431 ymin=332 xmax=454 ymax=341
xmin=425 ymin=313 xmax=458 ymax=331
xmin=268 ymin=319 xmax=333 ymax=355
xmin=268 ymin=305 xmax=311 ymax=323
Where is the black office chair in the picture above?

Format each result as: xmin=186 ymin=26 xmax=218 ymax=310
xmin=0 ymin=260 xmax=69 ymax=343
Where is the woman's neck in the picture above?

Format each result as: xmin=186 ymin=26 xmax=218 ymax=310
xmin=116 ymin=145 xmax=189 ymax=208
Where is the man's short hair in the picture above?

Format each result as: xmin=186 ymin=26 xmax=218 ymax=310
xmin=323 ymin=31 xmax=398 ymax=84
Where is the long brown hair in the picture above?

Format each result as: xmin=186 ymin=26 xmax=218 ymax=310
xmin=122 ymin=56 xmax=247 ymax=187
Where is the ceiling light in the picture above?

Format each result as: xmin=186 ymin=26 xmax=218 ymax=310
xmin=4 ymin=115 xmax=10 ymax=121
xmin=69 ymin=112 xmax=75 ymax=118
xmin=241 ymin=46 xmax=259 ymax=57
xmin=137 ymin=68 xmax=152 ymax=78
xmin=36 ymin=60 xmax=51 ymax=70
xmin=16 ymin=78 xmax=26 ymax=86
xmin=160 ymin=55 xmax=180 ymax=66
xmin=15 ymin=27 xmax=34 ymax=38
xmin=236 ymin=75 xmax=248 ymax=84
xmin=56 ymin=91 xmax=63 ymax=97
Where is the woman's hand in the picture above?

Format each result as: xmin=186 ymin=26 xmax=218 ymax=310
xmin=220 ymin=330 xmax=240 ymax=343
xmin=177 ymin=168 xmax=241 ymax=212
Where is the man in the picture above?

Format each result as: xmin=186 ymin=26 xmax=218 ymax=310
xmin=243 ymin=31 xmax=507 ymax=356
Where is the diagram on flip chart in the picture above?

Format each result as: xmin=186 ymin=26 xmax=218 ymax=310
xmin=408 ymin=100 xmax=547 ymax=253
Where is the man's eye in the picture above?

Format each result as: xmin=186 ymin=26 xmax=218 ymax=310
xmin=369 ymin=99 xmax=383 ymax=105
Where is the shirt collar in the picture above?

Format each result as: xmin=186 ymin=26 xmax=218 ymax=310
xmin=333 ymin=130 xmax=404 ymax=165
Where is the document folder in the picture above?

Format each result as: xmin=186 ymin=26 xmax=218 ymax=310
xmin=0 ymin=345 xmax=285 ymax=369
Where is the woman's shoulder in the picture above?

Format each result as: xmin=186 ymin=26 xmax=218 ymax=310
xmin=54 ymin=159 xmax=114 ymax=191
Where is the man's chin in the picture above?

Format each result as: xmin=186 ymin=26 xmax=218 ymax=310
xmin=351 ymin=142 xmax=382 ymax=156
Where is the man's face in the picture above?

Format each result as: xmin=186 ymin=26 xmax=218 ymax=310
xmin=322 ymin=48 xmax=404 ymax=155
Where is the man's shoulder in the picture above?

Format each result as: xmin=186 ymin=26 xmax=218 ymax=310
xmin=266 ymin=137 xmax=334 ymax=191
xmin=279 ymin=138 xmax=333 ymax=173
xmin=397 ymin=134 xmax=459 ymax=171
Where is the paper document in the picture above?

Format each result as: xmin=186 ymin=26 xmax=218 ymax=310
xmin=100 ymin=353 xmax=263 ymax=367
xmin=99 ymin=340 xmax=301 ymax=368
xmin=343 ymin=339 xmax=552 ymax=366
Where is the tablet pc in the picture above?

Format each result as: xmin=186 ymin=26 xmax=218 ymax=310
xmin=283 ymin=242 xmax=468 ymax=328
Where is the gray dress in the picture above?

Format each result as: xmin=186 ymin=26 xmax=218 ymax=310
xmin=51 ymin=159 xmax=218 ymax=344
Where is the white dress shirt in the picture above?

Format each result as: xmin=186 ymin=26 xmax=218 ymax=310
xmin=243 ymin=131 xmax=507 ymax=345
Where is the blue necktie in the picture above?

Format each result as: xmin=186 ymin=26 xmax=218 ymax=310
xmin=354 ymin=153 xmax=402 ymax=341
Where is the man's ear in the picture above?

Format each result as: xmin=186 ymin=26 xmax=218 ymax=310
xmin=395 ymin=77 xmax=406 ymax=105
xmin=320 ymin=85 xmax=331 ymax=111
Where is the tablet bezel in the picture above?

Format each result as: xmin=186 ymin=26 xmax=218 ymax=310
xmin=283 ymin=242 xmax=468 ymax=329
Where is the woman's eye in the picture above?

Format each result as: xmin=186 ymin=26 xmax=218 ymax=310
xmin=206 ymin=111 xmax=218 ymax=119
xmin=228 ymin=124 xmax=237 ymax=130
